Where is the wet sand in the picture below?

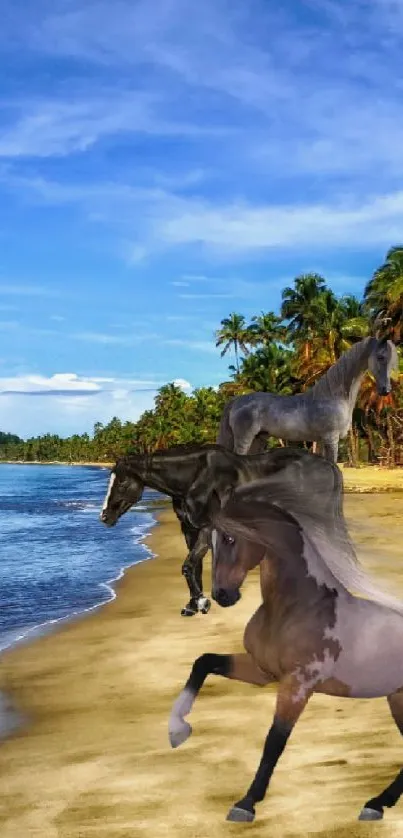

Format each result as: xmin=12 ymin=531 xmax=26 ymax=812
xmin=1 ymin=494 xmax=403 ymax=837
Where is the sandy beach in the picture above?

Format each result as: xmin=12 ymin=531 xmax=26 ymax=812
xmin=1 ymin=483 xmax=403 ymax=836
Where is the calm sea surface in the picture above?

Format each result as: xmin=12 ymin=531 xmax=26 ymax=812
xmin=0 ymin=464 xmax=162 ymax=652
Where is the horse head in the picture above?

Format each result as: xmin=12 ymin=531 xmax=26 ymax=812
xmin=100 ymin=460 xmax=144 ymax=526
xmin=369 ymin=312 xmax=399 ymax=397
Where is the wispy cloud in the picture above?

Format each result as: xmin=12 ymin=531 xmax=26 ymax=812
xmin=70 ymin=329 xmax=217 ymax=353
xmin=0 ymin=371 xmax=191 ymax=396
xmin=178 ymin=293 xmax=234 ymax=299
xmin=2 ymin=0 xmax=403 ymax=438
xmin=0 ymin=283 xmax=61 ymax=297
xmin=7 ymin=170 xmax=403 ymax=259
xmin=70 ymin=331 xmax=159 ymax=346
xmin=165 ymin=338 xmax=217 ymax=353
xmin=0 ymin=93 xmax=225 ymax=160
xmin=0 ymin=371 xmax=192 ymax=436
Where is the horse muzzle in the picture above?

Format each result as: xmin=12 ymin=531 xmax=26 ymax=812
xmin=100 ymin=510 xmax=116 ymax=526
xmin=213 ymin=587 xmax=242 ymax=608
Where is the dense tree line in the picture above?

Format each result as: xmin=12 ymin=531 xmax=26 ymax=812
xmin=2 ymin=245 xmax=403 ymax=466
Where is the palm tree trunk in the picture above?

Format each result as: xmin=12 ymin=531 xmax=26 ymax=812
xmin=386 ymin=414 xmax=396 ymax=467
xmin=347 ymin=427 xmax=358 ymax=466
xmin=365 ymin=423 xmax=376 ymax=463
xmin=234 ymin=342 xmax=240 ymax=374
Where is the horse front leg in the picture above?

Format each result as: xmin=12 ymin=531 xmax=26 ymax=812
xmin=169 ymin=652 xmax=273 ymax=748
xmin=226 ymin=675 xmax=312 ymax=822
xmin=180 ymin=527 xmax=211 ymax=617
xmin=321 ymin=436 xmax=339 ymax=464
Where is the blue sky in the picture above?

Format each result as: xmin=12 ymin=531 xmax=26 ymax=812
xmin=1 ymin=0 xmax=402 ymax=438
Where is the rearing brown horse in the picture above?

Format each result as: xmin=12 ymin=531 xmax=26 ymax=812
xmin=169 ymin=461 xmax=403 ymax=824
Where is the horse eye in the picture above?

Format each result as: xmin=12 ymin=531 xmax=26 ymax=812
xmin=224 ymin=534 xmax=235 ymax=545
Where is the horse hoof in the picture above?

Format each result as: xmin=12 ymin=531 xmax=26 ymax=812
xmin=197 ymin=596 xmax=211 ymax=614
xmin=181 ymin=607 xmax=196 ymax=616
xmin=358 ymin=807 xmax=383 ymax=821
xmin=226 ymin=806 xmax=255 ymax=823
xmin=169 ymin=720 xmax=192 ymax=749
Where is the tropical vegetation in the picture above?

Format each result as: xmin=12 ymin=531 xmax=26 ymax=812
xmin=2 ymin=245 xmax=403 ymax=466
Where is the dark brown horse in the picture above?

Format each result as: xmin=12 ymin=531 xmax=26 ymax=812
xmin=170 ymin=462 xmax=403 ymax=824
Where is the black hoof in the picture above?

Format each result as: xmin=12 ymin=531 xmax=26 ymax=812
xmin=181 ymin=606 xmax=197 ymax=616
xmin=358 ymin=807 xmax=384 ymax=821
xmin=227 ymin=797 xmax=255 ymax=822
xmin=226 ymin=806 xmax=255 ymax=823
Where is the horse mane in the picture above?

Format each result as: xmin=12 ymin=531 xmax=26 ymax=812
xmin=147 ymin=443 xmax=223 ymax=456
xmin=216 ymin=471 xmax=403 ymax=616
xmin=309 ymin=337 xmax=373 ymax=399
xmin=114 ymin=442 xmax=224 ymax=470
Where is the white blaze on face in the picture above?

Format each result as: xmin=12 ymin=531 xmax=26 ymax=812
xmin=211 ymin=528 xmax=217 ymax=557
xmin=102 ymin=472 xmax=116 ymax=513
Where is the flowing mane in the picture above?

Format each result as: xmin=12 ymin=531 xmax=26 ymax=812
xmin=309 ymin=338 xmax=373 ymax=400
xmin=125 ymin=443 xmax=223 ymax=460
xmin=216 ymin=472 xmax=403 ymax=617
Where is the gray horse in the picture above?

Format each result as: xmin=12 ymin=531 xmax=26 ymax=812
xmin=217 ymin=336 xmax=398 ymax=462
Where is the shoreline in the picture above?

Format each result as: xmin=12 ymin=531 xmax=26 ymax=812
xmin=0 ymin=460 xmax=113 ymax=468
xmin=0 ymin=508 xmax=160 ymax=742
xmin=1 ymin=501 xmax=403 ymax=835
xmin=3 ymin=459 xmax=403 ymax=492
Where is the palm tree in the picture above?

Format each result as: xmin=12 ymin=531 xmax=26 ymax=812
xmin=364 ymin=245 xmax=403 ymax=342
xmin=246 ymin=311 xmax=285 ymax=347
xmin=281 ymin=273 xmax=327 ymax=360
xmin=296 ymin=293 xmax=369 ymax=387
xmin=233 ymin=344 xmax=294 ymax=394
xmin=215 ymin=313 xmax=251 ymax=373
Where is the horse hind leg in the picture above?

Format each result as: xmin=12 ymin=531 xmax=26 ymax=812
xmin=358 ymin=690 xmax=403 ymax=821
xmin=232 ymin=410 xmax=262 ymax=455
xmin=248 ymin=432 xmax=269 ymax=454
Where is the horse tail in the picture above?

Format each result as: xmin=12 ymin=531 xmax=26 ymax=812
xmin=217 ymin=399 xmax=235 ymax=450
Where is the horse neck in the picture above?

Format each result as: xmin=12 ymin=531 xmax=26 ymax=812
xmin=310 ymin=337 xmax=374 ymax=403
xmin=125 ymin=454 xmax=200 ymax=496
xmin=259 ymin=540 xmax=342 ymax=609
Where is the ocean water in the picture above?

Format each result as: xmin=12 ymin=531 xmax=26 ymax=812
xmin=0 ymin=464 xmax=162 ymax=653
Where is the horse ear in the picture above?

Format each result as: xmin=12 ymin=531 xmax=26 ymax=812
xmin=373 ymin=311 xmax=392 ymax=343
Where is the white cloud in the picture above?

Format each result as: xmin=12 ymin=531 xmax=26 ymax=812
xmin=172 ymin=378 xmax=192 ymax=391
xmin=2 ymin=0 xmax=403 ymax=283
xmin=0 ymin=283 xmax=59 ymax=297
xmin=0 ymin=372 xmax=99 ymax=395
xmin=8 ymin=164 xmax=403 ymax=259
xmin=178 ymin=293 xmax=234 ymax=299
xmin=0 ymin=92 xmax=225 ymax=160
xmin=155 ymin=190 xmax=403 ymax=253
xmin=70 ymin=331 xmax=159 ymax=346
xmin=165 ymin=339 xmax=217 ymax=353
xmin=0 ymin=372 xmax=192 ymax=437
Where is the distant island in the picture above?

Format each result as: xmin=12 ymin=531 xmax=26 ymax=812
xmin=1 ymin=249 xmax=402 ymax=468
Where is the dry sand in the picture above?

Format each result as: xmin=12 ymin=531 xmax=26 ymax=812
xmin=1 ymin=491 xmax=403 ymax=837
